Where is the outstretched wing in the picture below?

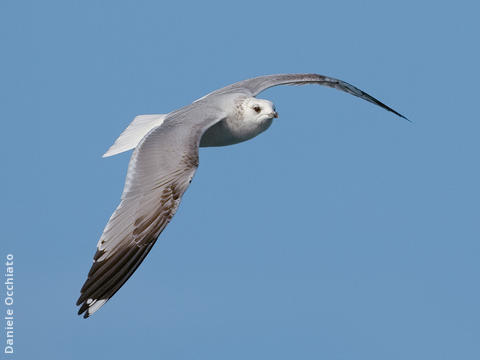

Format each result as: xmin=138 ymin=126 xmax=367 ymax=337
xmin=77 ymin=105 xmax=225 ymax=318
xmin=209 ymin=73 xmax=408 ymax=120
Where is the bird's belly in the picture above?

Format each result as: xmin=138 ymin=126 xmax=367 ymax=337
xmin=200 ymin=118 xmax=273 ymax=147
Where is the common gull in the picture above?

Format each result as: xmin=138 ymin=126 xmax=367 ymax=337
xmin=77 ymin=73 xmax=407 ymax=318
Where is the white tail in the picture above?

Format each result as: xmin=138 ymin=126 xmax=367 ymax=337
xmin=103 ymin=114 xmax=167 ymax=157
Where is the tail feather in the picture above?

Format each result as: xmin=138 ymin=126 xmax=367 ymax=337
xmin=103 ymin=114 xmax=167 ymax=157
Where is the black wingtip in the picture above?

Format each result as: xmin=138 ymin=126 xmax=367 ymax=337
xmin=395 ymin=111 xmax=411 ymax=122
xmin=376 ymin=101 xmax=410 ymax=122
xmin=77 ymin=301 xmax=88 ymax=316
xmin=77 ymin=306 xmax=90 ymax=319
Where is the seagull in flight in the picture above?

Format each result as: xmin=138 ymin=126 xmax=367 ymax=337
xmin=77 ymin=73 xmax=407 ymax=318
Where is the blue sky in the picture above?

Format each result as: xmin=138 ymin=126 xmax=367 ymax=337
xmin=1 ymin=0 xmax=479 ymax=359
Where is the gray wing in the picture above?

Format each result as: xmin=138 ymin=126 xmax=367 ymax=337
xmin=77 ymin=106 xmax=225 ymax=318
xmin=209 ymin=73 xmax=408 ymax=120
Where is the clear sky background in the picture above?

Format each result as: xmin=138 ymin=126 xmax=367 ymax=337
xmin=1 ymin=1 xmax=479 ymax=359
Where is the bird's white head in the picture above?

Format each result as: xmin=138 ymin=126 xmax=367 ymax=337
xmin=242 ymin=97 xmax=278 ymax=123
xmin=208 ymin=96 xmax=279 ymax=146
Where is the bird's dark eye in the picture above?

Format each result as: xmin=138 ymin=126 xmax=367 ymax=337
xmin=253 ymin=105 xmax=261 ymax=113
